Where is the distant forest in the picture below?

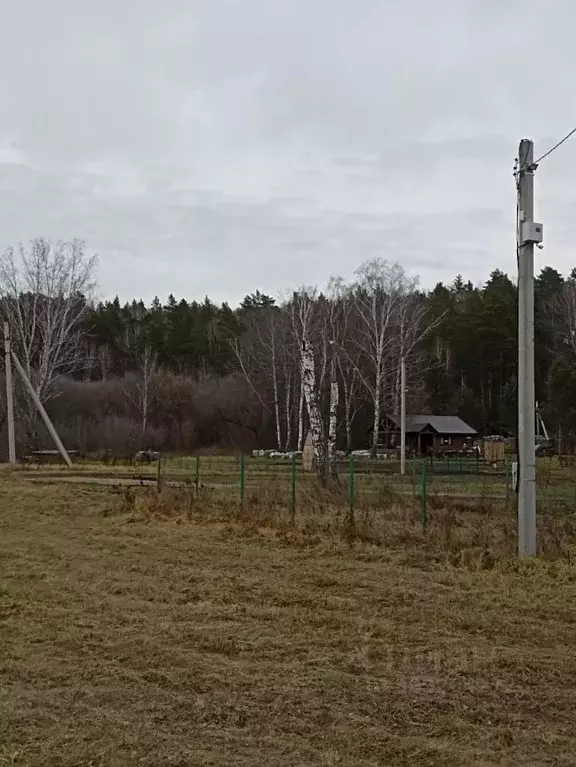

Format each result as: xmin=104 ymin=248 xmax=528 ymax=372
xmin=1 ymin=239 xmax=575 ymax=457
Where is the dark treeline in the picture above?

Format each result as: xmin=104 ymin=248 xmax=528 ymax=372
xmin=2 ymin=242 xmax=576 ymax=457
xmin=48 ymin=265 xmax=576 ymax=455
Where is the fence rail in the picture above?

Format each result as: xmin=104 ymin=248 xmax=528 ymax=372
xmin=19 ymin=453 xmax=576 ymax=519
xmin=155 ymin=454 xmax=576 ymax=516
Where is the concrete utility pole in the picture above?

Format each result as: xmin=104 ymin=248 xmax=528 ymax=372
xmin=3 ymin=322 xmax=16 ymax=463
xmin=400 ymin=355 xmax=406 ymax=475
xmin=517 ymin=138 xmax=543 ymax=556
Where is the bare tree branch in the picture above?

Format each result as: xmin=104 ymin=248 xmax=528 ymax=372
xmin=0 ymin=238 xmax=97 ymax=439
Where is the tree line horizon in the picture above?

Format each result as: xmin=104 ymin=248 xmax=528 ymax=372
xmin=1 ymin=238 xmax=575 ymax=460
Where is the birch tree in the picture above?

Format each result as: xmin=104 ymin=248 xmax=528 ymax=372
xmin=0 ymin=238 xmax=97 ymax=439
xmin=289 ymin=289 xmax=315 ymax=452
xmin=326 ymin=277 xmax=362 ymax=452
xmin=230 ymin=304 xmax=292 ymax=451
xmin=301 ymin=335 xmax=327 ymax=478
xmin=120 ymin=307 xmax=159 ymax=439
xmin=392 ymin=287 xmax=436 ymax=414
xmin=350 ymin=259 xmax=418 ymax=456
xmin=289 ymin=287 xmax=332 ymax=479
xmin=296 ymin=377 xmax=305 ymax=452
xmin=552 ymin=277 xmax=576 ymax=356
xmin=133 ymin=344 xmax=158 ymax=437
xmin=327 ymin=339 xmax=339 ymax=475
xmin=279 ymin=327 xmax=299 ymax=451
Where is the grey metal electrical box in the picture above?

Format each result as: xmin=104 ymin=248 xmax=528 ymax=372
xmin=521 ymin=222 xmax=544 ymax=244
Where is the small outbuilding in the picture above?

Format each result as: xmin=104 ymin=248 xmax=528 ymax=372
xmin=371 ymin=414 xmax=477 ymax=455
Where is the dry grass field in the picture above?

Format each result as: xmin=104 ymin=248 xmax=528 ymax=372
xmin=2 ymin=470 xmax=576 ymax=765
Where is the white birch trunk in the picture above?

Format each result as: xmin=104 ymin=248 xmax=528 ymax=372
xmin=341 ymin=374 xmax=353 ymax=452
xmin=345 ymin=405 xmax=353 ymax=452
xmin=327 ymin=351 xmax=339 ymax=479
xmin=340 ymin=370 xmax=357 ymax=453
xmin=297 ymin=377 xmax=305 ymax=451
xmin=136 ymin=344 xmax=157 ymax=439
xmin=301 ymin=338 xmax=326 ymax=480
xmin=283 ymin=373 xmax=293 ymax=451
xmin=393 ymin=362 xmax=401 ymax=415
xmin=271 ymin=342 xmax=282 ymax=450
xmin=371 ymin=367 xmax=382 ymax=457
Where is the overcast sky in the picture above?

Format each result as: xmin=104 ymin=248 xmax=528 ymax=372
xmin=1 ymin=0 xmax=575 ymax=305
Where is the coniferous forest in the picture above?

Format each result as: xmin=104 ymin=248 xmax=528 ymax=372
xmin=1 ymin=238 xmax=575 ymax=456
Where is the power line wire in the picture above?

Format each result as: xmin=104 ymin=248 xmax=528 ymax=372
xmin=514 ymin=127 xmax=575 ymax=266
xmin=519 ymin=126 xmax=576 ymax=169
xmin=515 ymin=129 xmax=575 ymax=258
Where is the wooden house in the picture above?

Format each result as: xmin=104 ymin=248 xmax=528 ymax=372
xmin=371 ymin=415 xmax=477 ymax=455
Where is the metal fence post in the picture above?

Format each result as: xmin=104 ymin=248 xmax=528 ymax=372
xmin=240 ymin=454 xmax=245 ymax=506
xmin=349 ymin=455 xmax=355 ymax=522
xmin=421 ymin=461 xmax=428 ymax=532
xmin=157 ymin=453 xmax=164 ymax=492
xmin=290 ymin=453 xmax=297 ymax=520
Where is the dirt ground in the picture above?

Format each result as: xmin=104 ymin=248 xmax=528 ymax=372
xmin=1 ymin=474 xmax=576 ymax=766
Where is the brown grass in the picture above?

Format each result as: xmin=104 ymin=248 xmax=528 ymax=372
xmin=1 ymin=471 xmax=576 ymax=765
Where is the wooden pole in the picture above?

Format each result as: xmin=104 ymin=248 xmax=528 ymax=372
xmin=400 ymin=356 xmax=406 ymax=475
xmin=10 ymin=350 xmax=72 ymax=468
xmin=3 ymin=322 xmax=16 ymax=463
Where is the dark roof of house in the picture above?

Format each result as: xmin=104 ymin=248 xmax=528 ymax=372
xmin=386 ymin=415 xmax=477 ymax=435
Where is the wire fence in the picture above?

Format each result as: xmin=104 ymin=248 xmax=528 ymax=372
xmin=20 ymin=453 xmax=576 ymax=521
xmin=148 ymin=454 xmax=576 ymax=520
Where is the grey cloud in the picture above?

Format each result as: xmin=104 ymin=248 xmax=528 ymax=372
xmin=1 ymin=0 xmax=575 ymax=303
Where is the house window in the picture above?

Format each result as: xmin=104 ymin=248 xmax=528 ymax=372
xmin=441 ymin=436 xmax=452 ymax=446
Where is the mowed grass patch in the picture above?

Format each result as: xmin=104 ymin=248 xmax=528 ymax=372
xmin=0 ymin=472 xmax=576 ymax=765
